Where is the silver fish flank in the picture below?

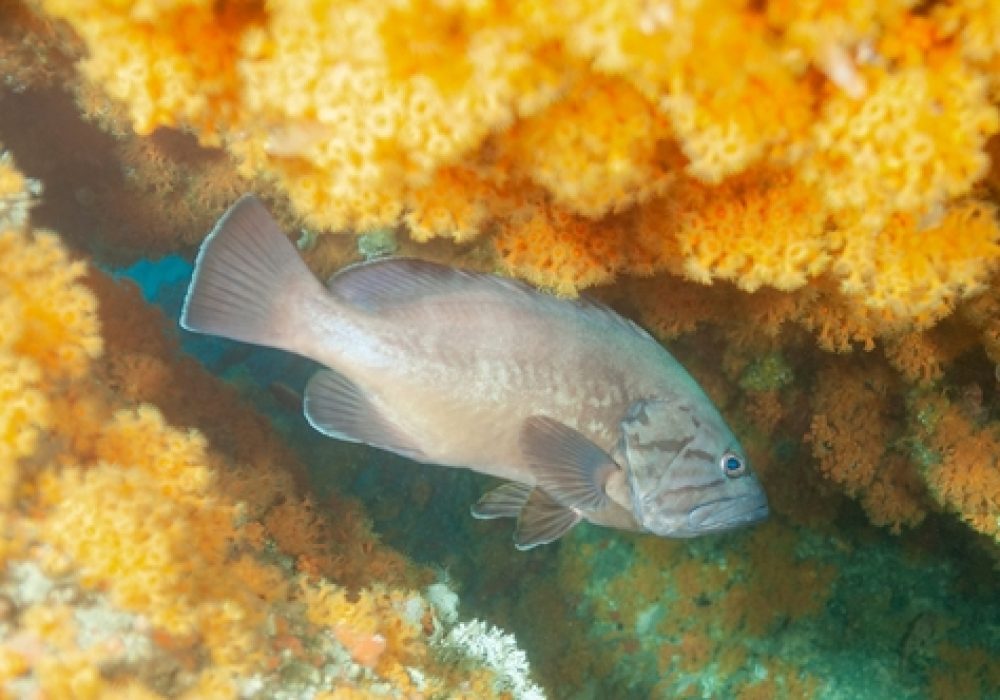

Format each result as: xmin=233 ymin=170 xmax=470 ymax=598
xmin=181 ymin=195 xmax=769 ymax=549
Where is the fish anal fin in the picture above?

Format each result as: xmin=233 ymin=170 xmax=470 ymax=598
xmin=471 ymin=482 xmax=532 ymax=520
xmin=514 ymin=489 xmax=582 ymax=550
xmin=520 ymin=416 xmax=616 ymax=511
xmin=304 ymin=368 xmax=424 ymax=460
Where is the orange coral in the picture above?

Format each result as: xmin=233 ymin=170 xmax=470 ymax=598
xmin=934 ymin=0 xmax=1000 ymax=104
xmin=790 ymin=282 xmax=888 ymax=352
xmin=403 ymin=164 xmax=499 ymax=244
xmin=541 ymin=0 xmax=817 ymax=181
xmin=958 ymin=271 xmax=1000 ymax=367
xmin=37 ymin=407 xmax=269 ymax=664
xmin=0 ymin=0 xmax=82 ymax=92
xmin=39 ymin=0 xmax=265 ymax=138
xmin=743 ymin=390 xmax=785 ymax=437
xmin=832 ymin=201 xmax=1000 ymax=328
xmin=719 ymin=527 xmax=835 ymax=636
xmin=0 ymin=226 xmax=101 ymax=380
xmin=302 ymin=580 xmax=425 ymax=679
xmin=35 ymin=0 xmax=1000 ymax=327
xmin=616 ymin=273 xmax=729 ymax=340
xmin=233 ymin=0 xmax=563 ymax=232
xmin=0 ymin=149 xmax=520 ymax=697
xmin=802 ymin=53 xmax=997 ymax=230
xmin=0 ymin=151 xmax=100 ymax=510
xmin=10 ymin=13 xmax=1000 ymax=695
xmin=806 ymin=362 xmax=927 ymax=532
xmin=494 ymin=201 xmax=633 ymax=294
xmin=670 ymin=167 xmax=831 ymax=291
xmin=882 ymin=326 xmax=972 ymax=386
xmin=501 ymin=74 xmax=677 ymax=217
xmin=90 ymin=129 xmax=262 ymax=263
xmin=919 ymin=396 xmax=1000 ymax=541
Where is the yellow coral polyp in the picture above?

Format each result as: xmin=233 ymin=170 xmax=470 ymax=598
xmin=35 ymin=403 xmax=275 ymax=650
xmin=228 ymin=0 xmax=564 ymax=231
xmin=834 ymin=200 xmax=1000 ymax=327
xmin=495 ymin=203 xmax=632 ymax=295
xmin=404 ymin=165 xmax=496 ymax=243
xmin=803 ymin=58 xmax=998 ymax=228
xmin=42 ymin=0 xmax=265 ymax=136
xmin=671 ymin=167 xmax=831 ymax=292
xmin=38 ymin=0 xmax=1000 ymax=329
xmin=303 ymin=580 xmax=426 ymax=677
xmin=94 ymin=404 xmax=213 ymax=495
xmin=503 ymin=75 xmax=677 ymax=217
xmin=0 ymin=354 xmax=48 ymax=454
xmin=924 ymin=401 xmax=1000 ymax=540
xmin=545 ymin=0 xmax=816 ymax=181
xmin=0 ymin=228 xmax=102 ymax=379
xmin=0 ymin=209 xmax=102 ymax=507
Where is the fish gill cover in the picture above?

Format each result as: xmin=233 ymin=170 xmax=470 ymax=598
xmin=0 ymin=1 xmax=998 ymax=698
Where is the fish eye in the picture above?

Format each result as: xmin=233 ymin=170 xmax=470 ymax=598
xmin=720 ymin=452 xmax=746 ymax=478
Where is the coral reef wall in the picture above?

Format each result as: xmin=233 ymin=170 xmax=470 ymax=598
xmin=0 ymin=143 xmax=542 ymax=697
xmin=2 ymin=0 xmax=1000 ymax=698
xmin=28 ymin=0 xmax=1000 ymax=555
xmin=32 ymin=0 xmax=1000 ymax=312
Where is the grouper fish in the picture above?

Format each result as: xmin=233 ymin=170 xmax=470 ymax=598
xmin=181 ymin=195 xmax=769 ymax=549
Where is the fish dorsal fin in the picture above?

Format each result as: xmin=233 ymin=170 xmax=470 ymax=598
xmin=520 ymin=416 xmax=616 ymax=511
xmin=327 ymin=258 xmax=655 ymax=340
xmin=303 ymin=368 xmax=424 ymax=460
xmin=327 ymin=258 xmax=526 ymax=311
xmin=514 ymin=489 xmax=582 ymax=550
xmin=471 ymin=482 xmax=533 ymax=520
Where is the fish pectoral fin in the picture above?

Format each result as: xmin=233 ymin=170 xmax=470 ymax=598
xmin=520 ymin=416 xmax=616 ymax=511
xmin=304 ymin=368 xmax=424 ymax=460
xmin=514 ymin=489 xmax=582 ymax=550
xmin=471 ymin=482 xmax=532 ymax=520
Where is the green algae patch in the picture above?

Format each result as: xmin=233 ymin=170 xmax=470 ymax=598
xmin=739 ymin=353 xmax=794 ymax=393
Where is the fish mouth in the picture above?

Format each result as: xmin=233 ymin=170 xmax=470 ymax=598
xmin=686 ymin=492 xmax=770 ymax=533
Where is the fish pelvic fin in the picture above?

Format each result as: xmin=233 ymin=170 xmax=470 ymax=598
xmin=181 ymin=194 xmax=325 ymax=353
xmin=304 ymin=368 xmax=425 ymax=460
xmin=520 ymin=416 xmax=616 ymax=511
xmin=471 ymin=482 xmax=532 ymax=520
xmin=514 ymin=489 xmax=582 ymax=550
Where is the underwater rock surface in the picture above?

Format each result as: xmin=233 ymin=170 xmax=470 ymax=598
xmin=0 ymin=1 xmax=999 ymax=698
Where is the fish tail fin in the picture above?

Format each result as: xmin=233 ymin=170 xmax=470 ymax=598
xmin=181 ymin=194 xmax=325 ymax=353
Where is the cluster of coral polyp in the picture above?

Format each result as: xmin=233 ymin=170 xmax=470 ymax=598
xmin=38 ymin=1 xmax=1000 ymax=306
xmin=0 ymin=148 xmax=536 ymax=698
xmin=29 ymin=4 xmax=1000 ymax=544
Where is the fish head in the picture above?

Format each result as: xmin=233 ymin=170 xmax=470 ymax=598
xmin=619 ymin=398 xmax=768 ymax=537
